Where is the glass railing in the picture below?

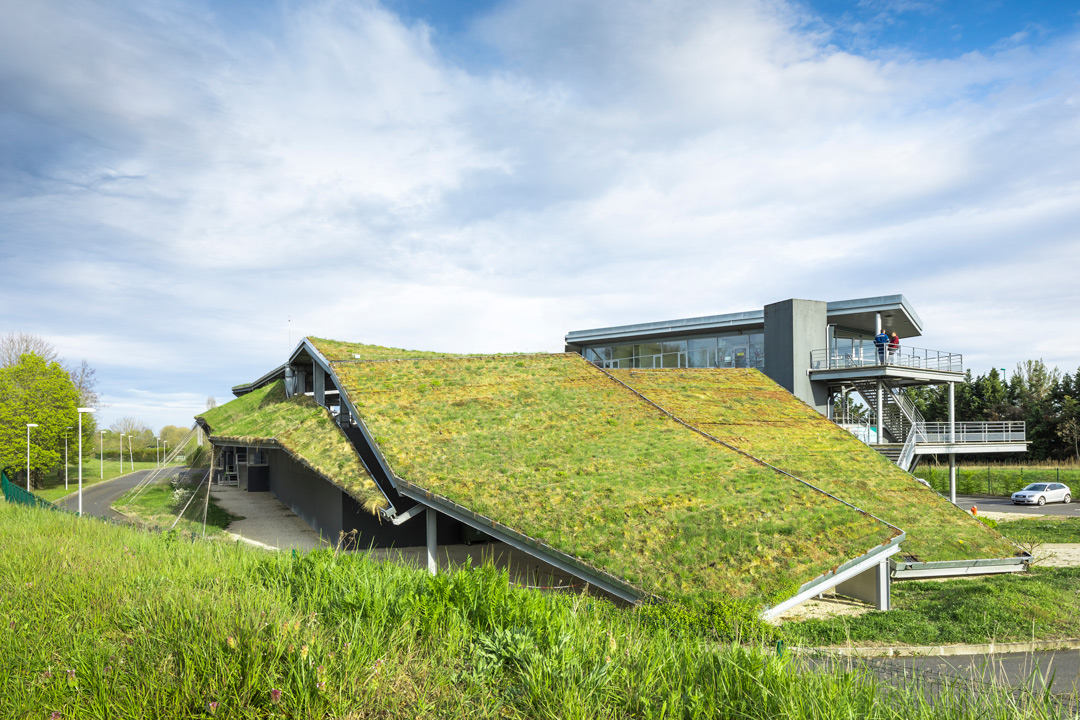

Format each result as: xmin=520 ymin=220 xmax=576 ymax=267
xmin=811 ymin=344 xmax=962 ymax=373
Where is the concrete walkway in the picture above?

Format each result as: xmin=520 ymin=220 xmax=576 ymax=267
xmin=210 ymin=485 xmax=327 ymax=552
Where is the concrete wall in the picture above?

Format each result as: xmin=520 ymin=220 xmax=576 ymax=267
xmin=764 ymin=299 xmax=830 ymax=413
xmin=268 ymin=450 xmax=342 ymax=544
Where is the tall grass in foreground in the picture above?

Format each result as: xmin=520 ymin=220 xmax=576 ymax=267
xmin=0 ymin=503 xmax=1071 ymax=719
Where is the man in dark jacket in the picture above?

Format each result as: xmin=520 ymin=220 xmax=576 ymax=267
xmin=874 ymin=330 xmax=889 ymax=364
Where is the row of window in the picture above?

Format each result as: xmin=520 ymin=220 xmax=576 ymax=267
xmin=583 ymin=333 xmax=766 ymax=370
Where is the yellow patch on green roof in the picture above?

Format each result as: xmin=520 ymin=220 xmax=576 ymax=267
xmin=198 ymin=381 xmax=385 ymax=513
xmin=331 ymin=353 xmax=896 ymax=606
xmin=608 ymin=368 xmax=1018 ymax=563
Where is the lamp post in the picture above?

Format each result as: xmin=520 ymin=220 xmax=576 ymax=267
xmin=163 ymin=440 xmax=169 ymax=463
xmin=77 ymin=408 xmax=96 ymax=516
xmin=99 ymin=430 xmax=107 ymax=479
xmin=65 ymin=426 xmax=73 ymax=490
xmin=127 ymin=435 xmax=134 ymax=469
xmin=119 ymin=433 xmax=125 ymax=474
xmin=26 ymin=423 xmax=39 ymax=491
xmin=155 ymin=437 xmax=160 ymax=467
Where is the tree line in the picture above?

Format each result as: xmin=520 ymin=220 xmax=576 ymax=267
xmin=907 ymin=359 xmax=1080 ymax=461
xmin=0 ymin=332 xmax=194 ymax=488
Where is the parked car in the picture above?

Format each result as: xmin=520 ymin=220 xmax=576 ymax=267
xmin=1011 ymin=483 xmax=1072 ymax=506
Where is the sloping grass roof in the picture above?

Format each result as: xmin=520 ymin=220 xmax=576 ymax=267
xmin=309 ymin=337 xmax=461 ymax=363
xmin=325 ymin=349 xmax=896 ymax=607
xmin=608 ymin=368 xmax=1017 ymax=562
xmin=197 ymin=381 xmax=385 ymax=512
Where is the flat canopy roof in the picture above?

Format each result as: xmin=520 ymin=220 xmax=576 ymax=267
xmin=565 ymin=294 xmax=923 ymax=346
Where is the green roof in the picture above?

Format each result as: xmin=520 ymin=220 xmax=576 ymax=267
xmin=309 ymin=337 xmax=460 ymax=363
xmin=323 ymin=347 xmax=896 ymax=606
xmin=608 ymin=368 xmax=1018 ymax=562
xmin=197 ymin=381 xmax=385 ymax=513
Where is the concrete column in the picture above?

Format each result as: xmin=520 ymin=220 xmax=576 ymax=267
xmin=426 ymin=508 xmax=437 ymax=575
xmin=876 ymin=379 xmax=884 ymax=444
xmin=314 ymin=367 xmax=325 ymax=407
xmin=875 ymin=312 xmax=882 ymax=335
xmin=338 ymin=403 xmax=351 ymax=428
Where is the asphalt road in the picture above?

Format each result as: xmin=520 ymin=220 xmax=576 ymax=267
xmin=806 ymin=650 xmax=1080 ymax=705
xmin=954 ymin=495 xmax=1080 ymax=517
xmin=56 ymin=466 xmax=183 ymax=521
xmin=878 ymin=650 xmax=1080 ymax=700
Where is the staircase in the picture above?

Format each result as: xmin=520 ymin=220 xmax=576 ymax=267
xmin=848 ymin=379 xmax=924 ymax=444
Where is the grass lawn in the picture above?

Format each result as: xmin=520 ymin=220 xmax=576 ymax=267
xmin=35 ymin=460 xmax=176 ymax=502
xmin=995 ymin=516 xmax=1080 ymax=544
xmin=1 ymin=501 xmax=1063 ymax=720
xmin=113 ymin=479 xmax=242 ymax=536
xmin=781 ymin=567 xmax=1080 ymax=647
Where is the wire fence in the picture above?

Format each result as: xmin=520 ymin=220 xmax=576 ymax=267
xmin=915 ymin=465 xmax=1080 ymax=497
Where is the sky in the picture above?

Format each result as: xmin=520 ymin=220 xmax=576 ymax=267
xmin=1 ymin=0 xmax=1078 ymax=432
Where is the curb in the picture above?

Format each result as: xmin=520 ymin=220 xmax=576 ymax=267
xmin=795 ymin=638 xmax=1080 ymax=658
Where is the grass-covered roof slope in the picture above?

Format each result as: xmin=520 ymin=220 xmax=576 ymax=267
xmin=328 ymin=351 xmax=897 ymax=607
xmin=309 ymin=337 xmax=462 ymax=363
xmin=608 ymin=368 xmax=1017 ymax=563
xmin=197 ymin=381 xmax=385 ymax=512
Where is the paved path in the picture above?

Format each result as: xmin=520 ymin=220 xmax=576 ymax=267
xmin=56 ymin=467 xmax=183 ymax=520
xmin=876 ymin=650 xmax=1080 ymax=700
xmin=955 ymin=495 xmax=1080 ymax=517
xmin=210 ymin=485 xmax=325 ymax=551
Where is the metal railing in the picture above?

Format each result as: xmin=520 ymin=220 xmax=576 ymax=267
xmin=896 ymin=428 xmax=917 ymax=471
xmin=912 ymin=421 xmax=1026 ymax=444
xmin=1 ymin=471 xmax=62 ymax=511
xmin=811 ymin=344 xmax=963 ymax=373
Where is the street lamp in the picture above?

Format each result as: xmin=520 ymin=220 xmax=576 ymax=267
xmin=119 ymin=433 xmax=125 ymax=474
xmin=163 ymin=440 xmax=169 ymax=463
xmin=155 ymin=436 xmax=160 ymax=467
xmin=65 ymin=426 xmax=73 ymax=490
xmin=99 ymin=430 xmax=108 ymax=479
xmin=77 ymin=408 xmax=96 ymax=516
xmin=26 ymin=423 xmax=39 ymax=491
xmin=127 ymin=434 xmax=134 ymax=469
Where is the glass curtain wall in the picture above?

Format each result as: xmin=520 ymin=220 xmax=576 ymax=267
xmin=584 ymin=333 xmax=765 ymax=370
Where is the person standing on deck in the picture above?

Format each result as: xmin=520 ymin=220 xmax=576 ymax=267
xmin=888 ymin=332 xmax=900 ymax=364
xmin=874 ymin=330 xmax=889 ymax=364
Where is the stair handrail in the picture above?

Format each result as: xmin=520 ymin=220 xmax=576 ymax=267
xmin=897 ymin=424 xmax=918 ymax=472
xmin=886 ymin=381 xmax=925 ymax=427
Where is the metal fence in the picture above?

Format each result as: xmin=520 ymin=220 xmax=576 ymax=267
xmin=1 ymin=470 xmax=63 ymax=512
xmin=914 ymin=421 xmax=1027 ymax=444
xmin=811 ymin=344 xmax=963 ymax=373
xmin=917 ymin=464 xmax=1080 ymax=497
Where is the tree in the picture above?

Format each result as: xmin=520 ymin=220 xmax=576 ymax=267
xmin=1 ymin=332 xmax=100 ymax=409
xmin=68 ymin=358 xmax=100 ymax=408
xmin=0 ymin=353 xmax=84 ymax=488
xmin=206 ymin=396 xmax=217 ymax=410
xmin=0 ymin=332 xmax=59 ymax=368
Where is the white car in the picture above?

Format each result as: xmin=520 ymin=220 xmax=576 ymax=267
xmin=1011 ymin=483 xmax=1072 ymax=506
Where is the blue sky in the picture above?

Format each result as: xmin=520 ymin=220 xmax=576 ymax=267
xmin=1 ymin=0 xmax=1078 ymax=432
